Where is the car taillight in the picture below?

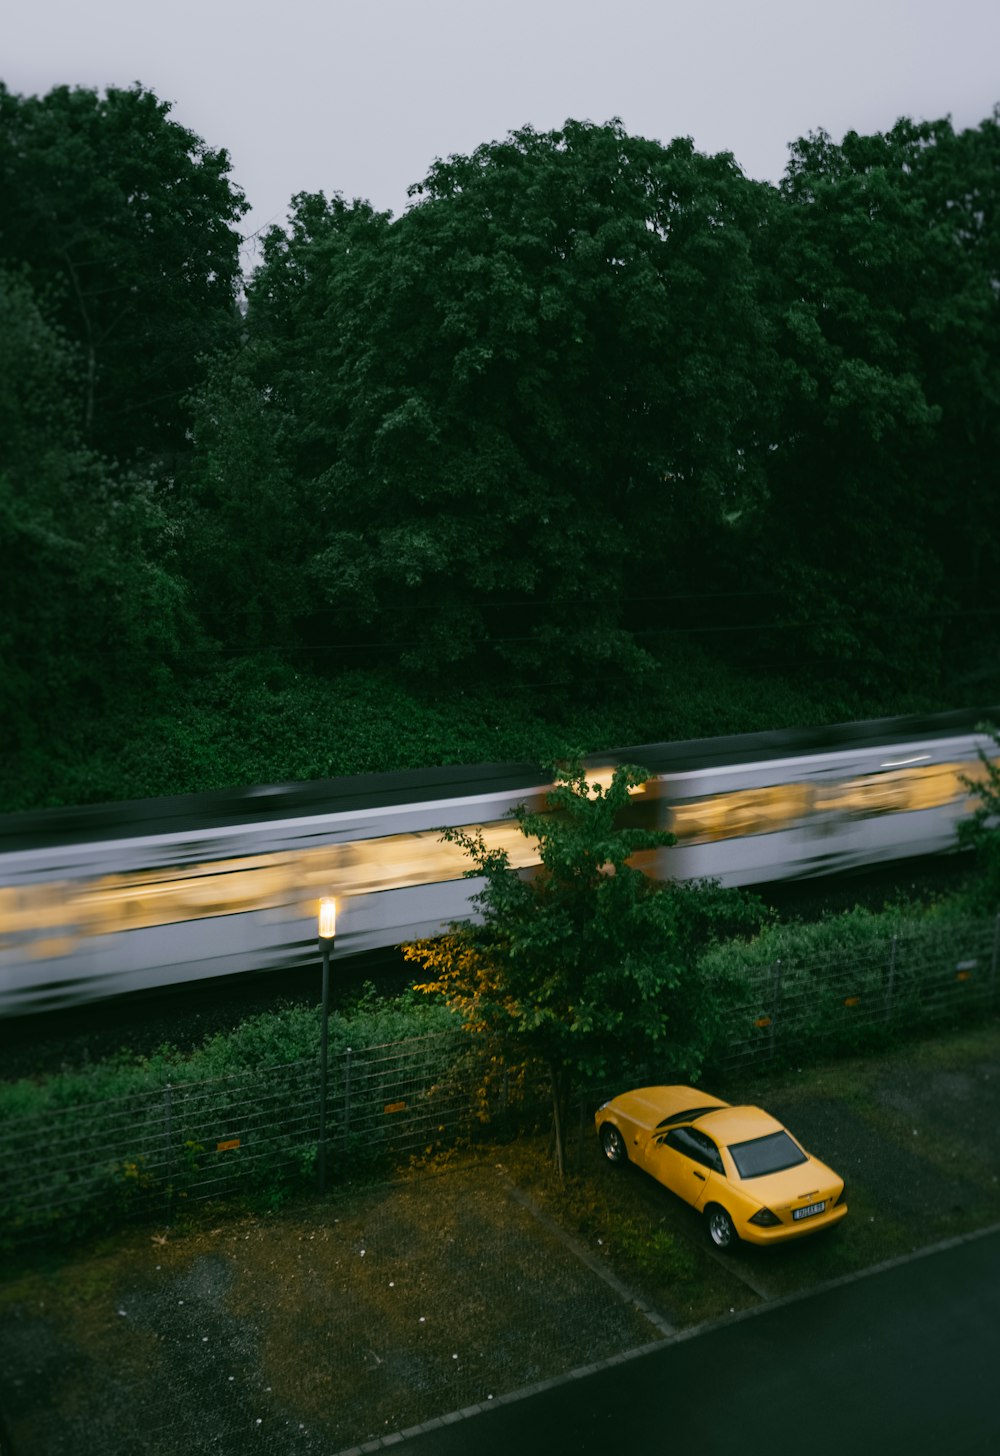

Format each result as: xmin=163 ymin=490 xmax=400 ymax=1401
xmin=748 ymin=1207 xmax=782 ymax=1227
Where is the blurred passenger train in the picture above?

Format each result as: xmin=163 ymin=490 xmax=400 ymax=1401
xmin=0 ymin=707 xmax=996 ymax=1016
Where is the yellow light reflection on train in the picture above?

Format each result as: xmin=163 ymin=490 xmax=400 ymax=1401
xmin=669 ymin=783 xmax=812 ymax=844
xmin=666 ymin=758 xmax=990 ymax=846
xmin=0 ymin=819 xmax=541 ymax=955
xmin=815 ymin=761 xmax=977 ymax=817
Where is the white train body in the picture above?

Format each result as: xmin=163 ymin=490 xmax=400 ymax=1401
xmin=0 ymin=710 xmax=995 ymax=1015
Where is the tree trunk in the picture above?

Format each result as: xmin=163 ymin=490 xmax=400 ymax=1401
xmin=549 ymin=1063 xmax=569 ymax=1182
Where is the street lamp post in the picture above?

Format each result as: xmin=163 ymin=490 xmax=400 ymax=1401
xmin=317 ymin=897 xmax=336 ymax=1193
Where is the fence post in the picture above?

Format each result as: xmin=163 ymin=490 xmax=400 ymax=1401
xmin=164 ymin=1082 xmax=174 ymax=1225
xmin=343 ymin=1046 xmax=353 ymax=1143
xmin=769 ymin=960 xmax=782 ymax=1059
xmin=884 ymin=936 xmax=897 ymax=1022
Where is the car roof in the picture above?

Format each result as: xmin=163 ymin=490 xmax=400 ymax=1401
xmin=611 ymin=1085 xmax=729 ymax=1129
xmin=692 ymin=1105 xmax=787 ymax=1144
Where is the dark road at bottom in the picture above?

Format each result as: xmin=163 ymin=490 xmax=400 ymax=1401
xmin=395 ymin=1227 xmax=1000 ymax=1456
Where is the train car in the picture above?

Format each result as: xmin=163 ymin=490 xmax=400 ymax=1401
xmin=0 ymin=708 xmax=996 ymax=1016
xmin=618 ymin=714 xmax=997 ymax=887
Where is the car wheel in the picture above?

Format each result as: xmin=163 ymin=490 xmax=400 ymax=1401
xmin=706 ymin=1204 xmax=738 ymax=1250
xmin=600 ymin=1124 xmax=628 ymax=1164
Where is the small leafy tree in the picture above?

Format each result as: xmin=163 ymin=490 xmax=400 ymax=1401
xmin=403 ymin=764 xmax=767 ymax=1176
xmin=959 ymin=723 xmax=1000 ymax=911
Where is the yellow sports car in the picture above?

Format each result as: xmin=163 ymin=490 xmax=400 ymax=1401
xmin=595 ymin=1085 xmax=847 ymax=1248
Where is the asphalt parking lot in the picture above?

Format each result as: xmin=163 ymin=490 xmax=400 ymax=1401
xmin=1 ymin=1018 xmax=998 ymax=1455
xmin=391 ymin=1226 xmax=1000 ymax=1456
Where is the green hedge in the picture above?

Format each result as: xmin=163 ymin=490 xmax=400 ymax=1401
xmin=0 ymin=990 xmax=461 ymax=1248
xmin=0 ymin=646 xmax=938 ymax=811
xmin=0 ymin=988 xmax=456 ymax=1119
xmin=701 ymin=901 xmax=998 ymax=1066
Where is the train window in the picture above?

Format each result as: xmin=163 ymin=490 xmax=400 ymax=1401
xmin=664 ymin=753 xmax=995 ymax=846
xmin=905 ymin=762 xmax=970 ymax=812
xmin=816 ymin=760 xmax=977 ymax=819
xmin=292 ymin=819 xmax=539 ymax=897
xmin=818 ymin=772 xmax=910 ymax=816
xmin=669 ymin=783 xmax=811 ymax=844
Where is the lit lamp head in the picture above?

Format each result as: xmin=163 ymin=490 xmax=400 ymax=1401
xmin=318 ymin=897 xmax=337 ymax=941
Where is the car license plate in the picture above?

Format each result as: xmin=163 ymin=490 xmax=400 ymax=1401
xmin=793 ymin=1201 xmax=826 ymax=1220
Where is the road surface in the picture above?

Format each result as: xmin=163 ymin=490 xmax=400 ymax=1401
xmin=391 ymin=1227 xmax=1000 ymax=1455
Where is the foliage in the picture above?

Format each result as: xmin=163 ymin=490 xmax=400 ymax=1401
xmin=2 ymin=89 xmax=999 ymax=815
xmin=237 ymin=120 xmax=776 ymax=677
xmin=958 ymin=722 xmax=1000 ymax=911
xmin=743 ymin=113 xmax=1000 ymax=692
xmin=0 ymin=987 xmax=459 ymax=1247
xmin=613 ymin=1221 xmax=698 ymax=1282
xmin=173 ymin=367 xmax=311 ymax=649
xmin=0 ymin=81 xmax=247 ymax=464
xmin=404 ymin=763 xmax=768 ymax=1172
xmin=183 ymin=107 xmax=1000 ymax=696
xmin=0 ymin=637 xmax=924 ymax=812
xmin=2 ymin=902 xmax=995 ymax=1249
xmin=0 ymin=266 xmax=200 ymax=752
xmin=0 ymin=990 xmax=455 ymax=1119
xmin=700 ymin=900 xmax=997 ymax=1065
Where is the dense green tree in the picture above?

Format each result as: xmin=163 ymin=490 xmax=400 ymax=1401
xmin=0 ymin=267 xmax=197 ymax=756
xmin=743 ymin=111 xmax=1000 ymax=691
xmin=174 ymin=194 xmax=392 ymax=653
xmin=176 ymin=365 xmax=312 ymax=649
xmin=0 ymin=82 xmax=247 ymax=464
xmin=212 ymin=111 xmax=999 ymax=694
xmin=879 ymin=113 xmax=1000 ymax=618
xmin=7 ymin=92 xmax=997 ymax=806
xmin=241 ymin=121 xmax=776 ymax=677
xmin=403 ymin=764 xmax=768 ymax=1174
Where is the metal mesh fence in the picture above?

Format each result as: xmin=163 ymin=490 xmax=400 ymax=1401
xmin=2 ymin=914 xmax=997 ymax=1248
xmin=712 ymin=914 xmax=1000 ymax=1074
xmin=0 ymin=1032 xmax=474 ymax=1246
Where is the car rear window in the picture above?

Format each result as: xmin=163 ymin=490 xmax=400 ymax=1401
xmin=728 ymin=1131 xmax=808 ymax=1179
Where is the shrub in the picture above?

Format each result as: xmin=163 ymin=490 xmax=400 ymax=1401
xmin=700 ymin=902 xmax=998 ymax=1067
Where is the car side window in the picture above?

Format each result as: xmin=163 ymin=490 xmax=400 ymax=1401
xmin=663 ymin=1127 xmax=723 ymax=1173
xmin=687 ymin=1127 xmax=724 ymax=1174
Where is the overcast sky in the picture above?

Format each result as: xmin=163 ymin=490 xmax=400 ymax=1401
xmin=7 ymin=0 xmax=1000 ymax=270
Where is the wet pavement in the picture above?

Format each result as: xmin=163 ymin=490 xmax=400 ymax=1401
xmin=391 ymin=1225 xmax=1000 ymax=1456
xmin=0 ymin=1169 xmax=659 ymax=1456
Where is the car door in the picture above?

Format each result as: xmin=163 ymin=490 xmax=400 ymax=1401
xmin=645 ymin=1126 xmax=722 ymax=1208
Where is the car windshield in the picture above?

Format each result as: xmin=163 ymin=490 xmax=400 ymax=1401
xmin=728 ymin=1131 xmax=808 ymax=1179
xmin=655 ymin=1106 xmax=722 ymax=1129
